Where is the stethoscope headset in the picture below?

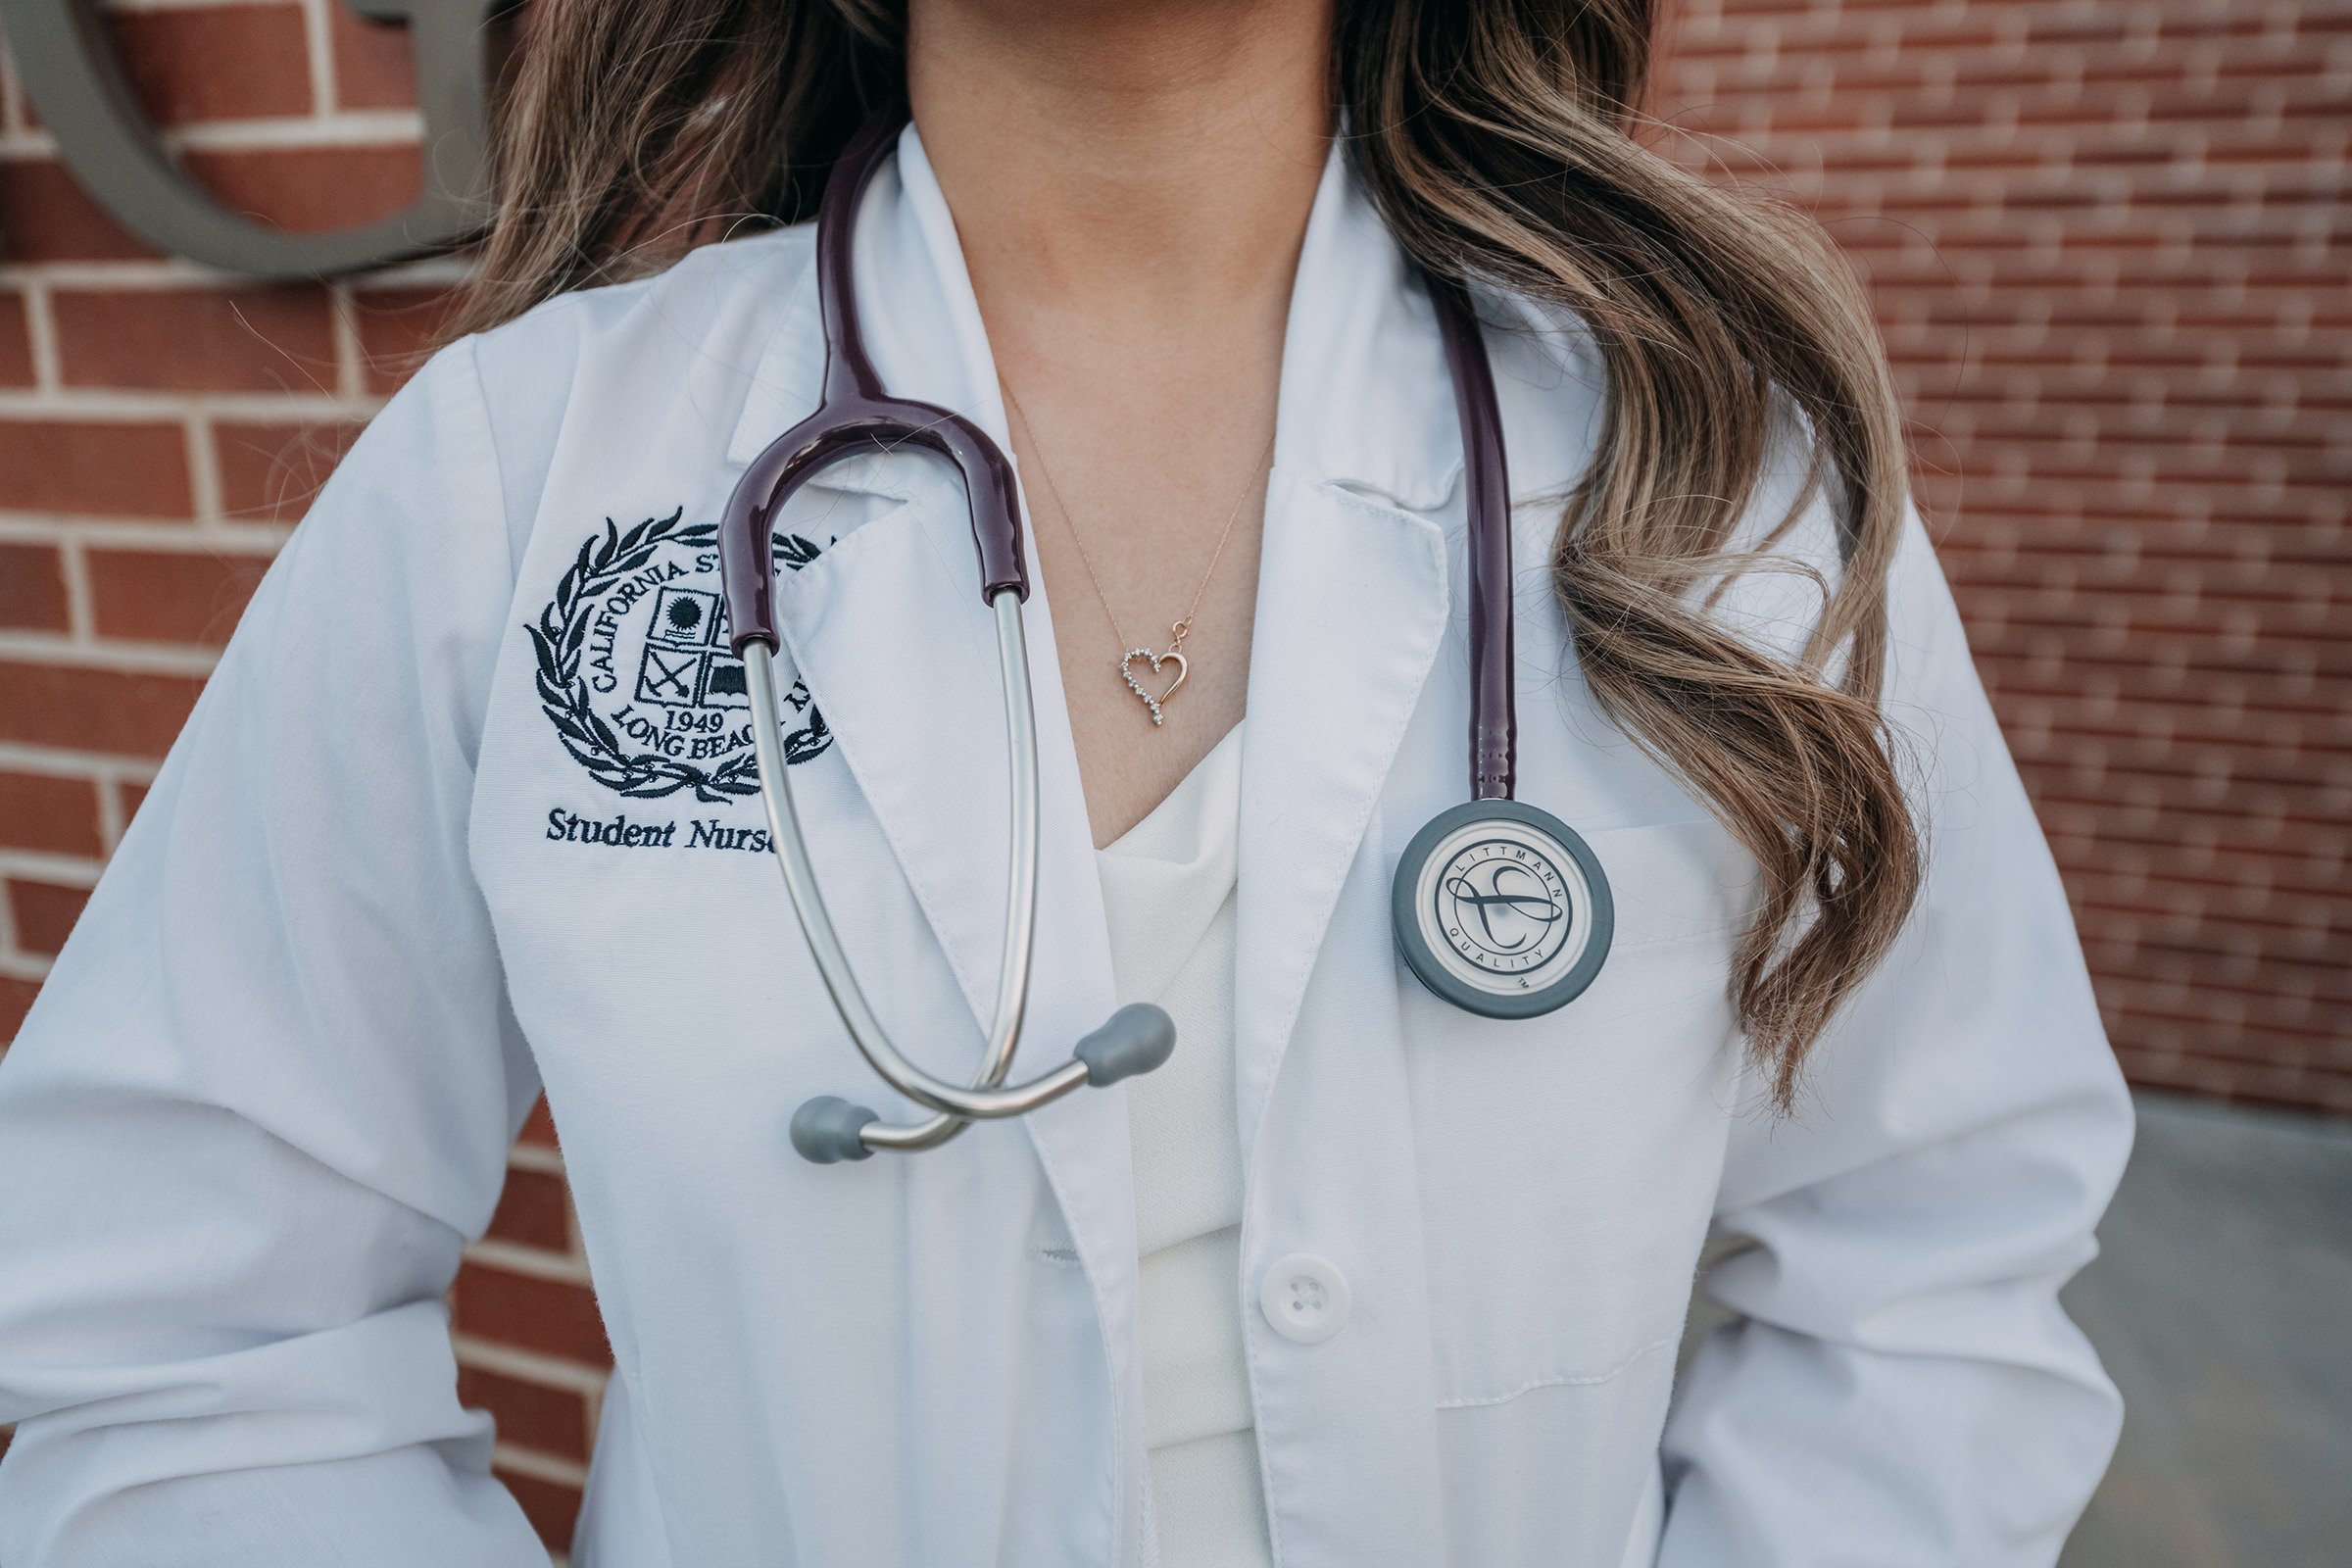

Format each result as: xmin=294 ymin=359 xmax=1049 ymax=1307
xmin=719 ymin=108 xmax=1614 ymax=1165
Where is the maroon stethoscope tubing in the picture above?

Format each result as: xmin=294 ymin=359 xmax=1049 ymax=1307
xmin=717 ymin=106 xmax=1518 ymax=807
xmin=717 ymin=106 xmax=1029 ymax=668
xmin=1428 ymin=280 xmax=1517 ymax=803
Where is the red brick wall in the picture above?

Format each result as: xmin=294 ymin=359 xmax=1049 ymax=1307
xmin=1649 ymin=0 xmax=2349 ymax=1114
xmin=0 ymin=0 xmax=2344 ymax=1544
xmin=0 ymin=2 xmax=601 ymax=1547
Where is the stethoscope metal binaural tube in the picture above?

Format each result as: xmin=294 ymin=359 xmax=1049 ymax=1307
xmin=746 ymin=573 xmax=1173 ymax=1162
xmin=723 ymin=105 xmax=1175 ymax=1164
xmin=746 ymin=592 xmax=1160 ymax=1148
xmin=741 ymin=591 xmax=1039 ymax=1133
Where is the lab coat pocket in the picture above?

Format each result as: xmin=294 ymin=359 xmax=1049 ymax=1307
xmin=1404 ymin=813 xmax=1756 ymax=1403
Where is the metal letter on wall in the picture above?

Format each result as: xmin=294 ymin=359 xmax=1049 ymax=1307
xmin=0 ymin=0 xmax=498 ymax=278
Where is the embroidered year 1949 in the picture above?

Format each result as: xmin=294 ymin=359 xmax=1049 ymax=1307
xmin=529 ymin=509 xmax=832 ymax=845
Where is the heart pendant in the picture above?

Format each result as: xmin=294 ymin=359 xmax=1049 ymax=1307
xmin=1119 ymin=647 xmax=1189 ymax=726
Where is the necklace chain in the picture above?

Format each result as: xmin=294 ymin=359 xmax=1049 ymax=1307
xmin=1002 ymin=383 xmax=1273 ymax=662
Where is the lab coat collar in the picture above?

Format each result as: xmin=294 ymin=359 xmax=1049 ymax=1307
xmin=1270 ymin=139 xmax=1462 ymax=513
xmin=723 ymin=124 xmax=1014 ymax=478
xmin=724 ymin=126 xmax=1463 ymax=514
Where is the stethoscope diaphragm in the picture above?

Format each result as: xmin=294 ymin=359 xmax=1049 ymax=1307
xmin=1392 ymin=799 xmax=1613 ymax=1020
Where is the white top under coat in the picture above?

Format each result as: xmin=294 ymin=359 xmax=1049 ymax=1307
xmin=0 ymin=122 xmax=2133 ymax=1568
xmin=1097 ymin=721 xmax=1272 ymax=1567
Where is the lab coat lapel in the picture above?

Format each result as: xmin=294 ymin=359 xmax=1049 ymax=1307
xmin=771 ymin=502 xmax=1151 ymax=1553
xmin=734 ymin=125 xmax=1084 ymax=1054
xmin=737 ymin=127 xmax=1128 ymax=1073
xmin=1231 ymin=153 xmax=1464 ymax=1566
xmin=1234 ymin=480 xmax=1446 ymax=1158
xmin=1232 ymin=155 xmax=1460 ymax=1162
xmin=725 ymin=128 xmax=1149 ymax=1556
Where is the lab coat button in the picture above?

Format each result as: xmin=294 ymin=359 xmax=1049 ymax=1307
xmin=1259 ymin=1252 xmax=1350 ymax=1345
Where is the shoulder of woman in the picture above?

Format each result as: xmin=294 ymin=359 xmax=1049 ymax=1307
xmin=351 ymin=223 xmax=822 ymax=561
xmin=457 ymin=220 xmax=819 ymax=429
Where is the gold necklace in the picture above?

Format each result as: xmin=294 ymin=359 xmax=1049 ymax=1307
xmin=1004 ymin=384 xmax=1274 ymax=727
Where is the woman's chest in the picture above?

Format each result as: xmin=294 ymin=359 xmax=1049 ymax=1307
xmin=460 ymin=467 xmax=1757 ymax=1414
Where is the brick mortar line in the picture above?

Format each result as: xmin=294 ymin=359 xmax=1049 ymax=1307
xmin=0 ymin=852 xmax=101 ymax=888
xmin=0 ymin=390 xmax=382 ymax=419
xmin=1674 ymin=27 xmax=2332 ymax=59
xmin=185 ymin=410 xmax=225 ymax=523
xmin=350 ymin=253 xmax=475 ymax=287
xmin=1658 ymin=142 xmax=2345 ymax=172
xmin=95 ymin=773 xmax=132 ymax=853
xmin=1671 ymin=40 xmax=2345 ymax=71
xmin=507 ymin=1142 xmax=566 ymax=1177
xmin=328 ymin=283 xmax=367 ymax=401
xmin=0 ymin=41 xmax=22 ymax=135
xmin=2073 ymin=870 xmax=2352 ymax=899
xmin=163 ymin=114 xmax=424 ymax=152
xmin=0 ymin=516 xmax=305 ymax=549
xmin=1659 ymin=147 xmax=2335 ymax=177
xmin=2116 ymin=1019 xmax=2352 ymax=1051
xmin=0 ymin=515 xmax=296 ymax=551
xmin=300 ymin=0 xmax=338 ymax=119
xmin=191 ymin=517 xmax=305 ymax=549
xmin=0 ymin=743 xmax=162 ymax=779
xmin=491 ymin=1442 xmax=591 ymax=1491
xmin=0 ymin=259 xmax=345 ymax=289
xmin=86 ymin=0 xmax=312 ymax=12
xmin=1660 ymin=75 xmax=2347 ymax=107
xmin=56 ymin=532 xmax=95 ymax=643
xmin=0 ymin=115 xmax=424 ymax=160
xmin=463 ymin=1238 xmax=595 ymax=1285
xmin=452 ymin=1335 xmax=612 ymax=1394
xmin=0 ymin=257 xmax=467 ymax=291
xmin=0 ymin=746 xmax=154 ymax=782
xmin=461 ymin=1332 xmax=609 ymax=1480
xmin=22 ymin=280 xmax=59 ymax=395
xmin=0 ymin=632 xmax=221 ymax=674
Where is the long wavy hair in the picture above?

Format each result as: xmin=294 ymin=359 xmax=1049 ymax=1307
xmin=447 ymin=0 xmax=1923 ymax=1105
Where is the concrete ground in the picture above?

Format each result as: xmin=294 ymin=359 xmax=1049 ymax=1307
xmin=2058 ymin=1090 xmax=2352 ymax=1568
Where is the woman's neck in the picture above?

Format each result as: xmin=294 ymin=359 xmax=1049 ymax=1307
xmin=907 ymin=0 xmax=1334 ymax=328
xmin=906 ymin=0 xmax=1333 ymax=846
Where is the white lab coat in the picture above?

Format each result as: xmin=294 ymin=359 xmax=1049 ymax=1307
xmin=0 ymin=126 xmax=2130 ymax=1567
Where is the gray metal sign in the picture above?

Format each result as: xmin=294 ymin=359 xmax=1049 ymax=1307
xmin=0 ymin=0 xmax=496 ymax=277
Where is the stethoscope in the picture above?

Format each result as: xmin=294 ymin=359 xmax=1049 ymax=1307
xmin=720 ymin=108 xmax=1613 ymax=1165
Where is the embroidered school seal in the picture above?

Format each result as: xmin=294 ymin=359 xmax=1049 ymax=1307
xmin=530 ymin=508 xmax=830 ymax=802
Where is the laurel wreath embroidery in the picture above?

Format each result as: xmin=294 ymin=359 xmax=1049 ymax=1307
xmin=529 ymin=508 xmax=829 ymax=803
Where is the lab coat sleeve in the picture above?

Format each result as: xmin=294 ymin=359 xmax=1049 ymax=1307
xmin=0 ymin=340 xmax=553 ymax=1564
xmin=1654 ymin=500 xmax=2134 ymax=1567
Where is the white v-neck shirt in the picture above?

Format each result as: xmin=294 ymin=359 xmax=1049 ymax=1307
xmin=1095 ymin=723 xmax=1272 ymax=1568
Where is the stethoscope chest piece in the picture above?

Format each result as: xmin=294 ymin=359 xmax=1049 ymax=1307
xmin=1392 ymin=799 xmax=1613 ymax=1020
